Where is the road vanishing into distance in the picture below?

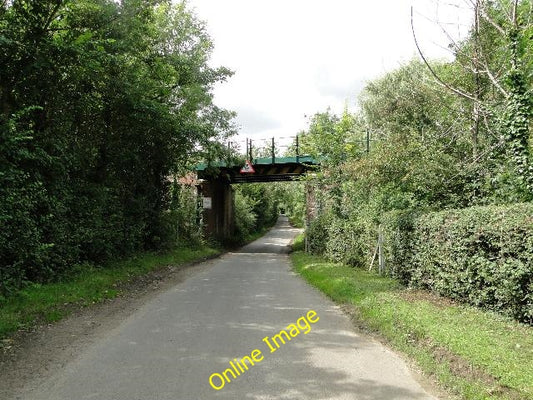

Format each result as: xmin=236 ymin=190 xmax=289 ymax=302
xmin=18 ymin=216 xmax=437 ymax=400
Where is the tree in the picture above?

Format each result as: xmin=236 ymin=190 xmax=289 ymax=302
xmin=0 ymin=0 xmax=235 ymax=294
xmin=412 ymin=0 xmax=533 ymax=200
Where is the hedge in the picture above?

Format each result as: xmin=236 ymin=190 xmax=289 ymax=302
xmin=306 ymin=211 xmax=375 ymax=267
xmin=382 ymin=203 xmax=533 ymax=324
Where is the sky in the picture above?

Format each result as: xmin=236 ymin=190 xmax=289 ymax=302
xmin=186 ymin=0 xmax=473 ymax=151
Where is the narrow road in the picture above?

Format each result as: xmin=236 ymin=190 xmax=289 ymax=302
xmin=20 ymin=216 xmax=437 ymax=400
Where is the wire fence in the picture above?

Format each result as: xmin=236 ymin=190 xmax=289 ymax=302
xmin=226 ymin=135 xmax=301 ymax=160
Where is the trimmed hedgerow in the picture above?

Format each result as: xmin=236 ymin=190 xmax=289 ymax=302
xmin=381 ymin=209 xmax=419 ymax=283
xmin=382 ymin=203 xmax=533 ymax=324
xmin=306 ymin=213 xmax=331 ymax=256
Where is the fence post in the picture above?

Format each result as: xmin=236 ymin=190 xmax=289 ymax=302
xmin=378 ymin=225 xmax=385 ymax=275
xmin=296 ymin=135 xmax=300 ymax=163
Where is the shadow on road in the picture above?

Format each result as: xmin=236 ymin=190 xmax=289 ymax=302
xmin=239 ymin=215 xmax=301 ymax=255
xmin=16 ymin=214 xmax=436 ymax=400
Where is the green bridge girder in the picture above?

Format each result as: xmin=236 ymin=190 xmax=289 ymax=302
xmin=193 ymin=155 xmax=319 ymax=239
xmin=195 ymin=155 xmax=319 ymax=184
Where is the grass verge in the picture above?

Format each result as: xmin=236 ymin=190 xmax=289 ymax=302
xmin=0 ymin=245 xmax=220 ymax=340
xmin=290 ymin=234 xmax=533 ymax=400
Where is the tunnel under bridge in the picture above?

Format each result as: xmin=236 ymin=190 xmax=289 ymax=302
xmin=195 ymin=155 xmax=319 ymax=240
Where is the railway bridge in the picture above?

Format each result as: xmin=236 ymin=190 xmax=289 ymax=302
xmin=195 ymin=151 xmax=319 ymax=239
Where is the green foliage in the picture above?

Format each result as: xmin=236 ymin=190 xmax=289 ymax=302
xmin=164 ymin=180 xmax=203 ymax=246
xmin=231 ymin=181 xmax=305 ymax=243
xmin=382 ymin=203 xmax=533 ymax=324
xmin=0 ymin=244 xmax=220 ymax=339
xmin=299 ymin=107 xmax=362 ymax=166
xmin=230 ymin=183 xmax=277 ymax=244
xmin=291 ymin=249 xmax=533 ymax=400
xmin=237 ymin=183 xmax=279 ymax=229
xmin=233 ymin=188 xmax=258 ymax=240
xmin=276 ymin=181 xmax=305 ymax=227
xmin=301 ymin=1 xmax=533 ymax=326
xmin=502 ymin=29 xmax=533 ymax=197
xmin=306 ymin=213 xmax=330 ymax=256
xmin=380 ymin=209 xmax=418 ymax=283
xmin=360 ymin=60 xmax=458 ymax=141
xmin=291 ymin=232 xmax=305 ymax=252
xmin=0 ymin=0 xmax=234 ymax=295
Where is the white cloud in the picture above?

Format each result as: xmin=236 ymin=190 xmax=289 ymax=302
xmin=186 ymin=0 xmax=473 ymax=141
xmin=235 ymin=106 xmax=281 ymax=135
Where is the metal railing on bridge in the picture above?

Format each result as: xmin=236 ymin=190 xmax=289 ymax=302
xmin=197 ymin=135 xmax=319 ymax=183
xmin=225 ymin=135 xmax=303 ymax=165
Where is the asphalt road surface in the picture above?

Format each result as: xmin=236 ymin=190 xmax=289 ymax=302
xmin=20 ymin=216 xmax=437 ymax=400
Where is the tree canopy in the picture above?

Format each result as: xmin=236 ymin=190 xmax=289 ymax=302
xmin=0 ymin=0 xmax=235 ymax=294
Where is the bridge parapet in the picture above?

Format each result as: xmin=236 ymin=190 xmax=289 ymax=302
xmin=196 ymin=155 xmax=319 ymax=184
xmin=193 ymin=150 xmax=319 ymax=240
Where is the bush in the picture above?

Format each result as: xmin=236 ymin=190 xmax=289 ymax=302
xmin=324 ymin=217 xmax=373 ymax=267
xmin=381 ymin=209 xmax=419 ymax=282
xmin=383 ymin=203 xmax=533 ymax=323
xmin=234 ymin=190 xmax=258 ymax=241
xmin=0 ymin=2 xmax=233 ymax=296
xmin=163 ymin=182 xmax=203 ymax=247
xmin=306 ymin=213 xmax=331 ymax=255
